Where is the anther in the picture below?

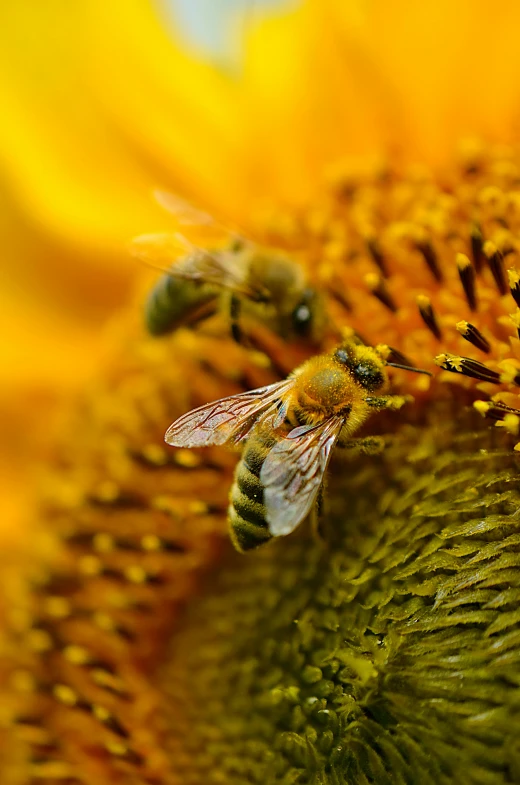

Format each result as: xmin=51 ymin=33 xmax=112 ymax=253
xmin=499 ymin=363 xmax=520 ymax=387
xmin=366 ymin=237 xmax=387 ymax=276
xmin=416 ymin=295 xmax=442 ymax=339
xmin=416 ymin=240 xmax=442 ymax=282
xmin=365 ymin=273 xmax=397 ymax=312
xmin=63 ymin=645 xmax=91 ymax=665
xmin=435 ymin=354 xmax=501 ymax=384
xmin=92 ymin=705 xmax=129 ymax=738
xmin=456 ymin=253 xmax=477 ymax=311
xmin=474 ymin=399 xmax=520 ymax=423
xmin=455 ymin=321 xmax=490 ymax=353
xmin=470 ymin=224 xmax=484 ymax=273
xmin=483 ymin=241 xmax=507 ymax=295
xmin=508 ymin=268 xmax=520 ymax=308
xmin=510 ymin=308 xmax=520 ymax=339
xmin=53 ymin=684 xmax=78 ymax=707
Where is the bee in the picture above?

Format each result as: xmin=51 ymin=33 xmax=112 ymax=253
xmin=165 ymin=341 xmax=430 ymax=551
xmin=131 ymin=192 xmax=326 ymax=345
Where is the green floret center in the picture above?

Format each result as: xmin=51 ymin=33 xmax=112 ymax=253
xmin=160 ymin=410 xmax=520 ymax=785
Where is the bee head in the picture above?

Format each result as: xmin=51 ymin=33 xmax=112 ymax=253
xmin=333 ymin=343 xmax=387 ymax=392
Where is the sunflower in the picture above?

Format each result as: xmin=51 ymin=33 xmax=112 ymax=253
xmin=4 ymin=1 xmax=520 ymax=783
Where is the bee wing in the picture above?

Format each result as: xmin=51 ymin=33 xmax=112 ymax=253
xmin=131 ymin=232 xmax=269 ymax=302
xmin=154 ymin=190 xmax=249 ymax=245
xmin=130 ymin=232 xmax=195 ymax=267
xmin=260 ymin=416 xmax=344 ymax=537
xmin=165 ymin=379 xmax=293 ymax=448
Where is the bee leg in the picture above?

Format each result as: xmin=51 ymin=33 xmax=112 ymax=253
xmin=339 ymin=436 xmax=385 ymax=455
xmin=309 ymin=479 xmax=329 ymax=545
xmin=365 ymin=394 xmax=411 ymax=411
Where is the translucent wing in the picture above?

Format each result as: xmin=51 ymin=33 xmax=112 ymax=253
xmin=165 ymin=379 xmax=293 ymax=448
xmin=130 ymin=232 xmax=269 ymax=302
xmin=154 ymin=190 xmax=248 ymax=247
xmin=154 ymin=190 xmax=231 ymax=231
xmin=260 ymin=416 xmax=344 ymax=537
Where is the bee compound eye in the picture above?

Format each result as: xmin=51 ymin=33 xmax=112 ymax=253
xmin=291 ymin=296 xmax=314 ymax=335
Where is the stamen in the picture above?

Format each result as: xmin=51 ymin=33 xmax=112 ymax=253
xmin=435 ymin=353 xmax=501 ymax=383
xmin=456 ymin=253 xmax=477 ymax=311
xmin=366 ymin=237 xmax=387 ymax=276
xmin=416 ymin=295 xmax=442 ymax=339
xmin=470 ymin=223 xmax=484 ymax=273
xmin=416 ymin=240 xmax=442 ymax=282
xmin=483 ymin=241 xmax=507 ymax=295
xmin=509 ymin=308 xmax=520 ymax=339
xmin=508 ymin=268 xmax=520 ymax=308
xmin=365 ymin=273 xmax=397 ymax=312
xmin=455 ymin=321 xmax=490 ymax=353
xmin=474 ymin=399 xmax=520 ymax=430
xmin=499 ymin=364 xmax=520 ymax=387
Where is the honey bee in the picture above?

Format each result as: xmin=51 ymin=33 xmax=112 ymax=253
xmin=165 ymin=341 xmax=430 ymax=552
xmin=131 ymin=192 xmax=326 ymax=345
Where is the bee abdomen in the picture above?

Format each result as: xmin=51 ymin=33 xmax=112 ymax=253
xmin=144 ymin=275 xmax=218 ymax=336
xmin=228 ymin=444 xmax=271 ymax=552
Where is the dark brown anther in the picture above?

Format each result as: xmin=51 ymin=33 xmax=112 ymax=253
xmin=365 ymin=273 xmax=397 ymax=312
xmin=508 ymin=268 xmax=520 ymax=308
xmin=326 ymin=277 xmax=352 ymax=312
xmin=366 ymin=237 xmax=387 ymax=276
xmin=456 ymin=321 xmax=490 ymax=353
xmin=483 ymin=241 xmax=507 ymax=295
xmin=456 ymin=253 xmax=477 ymax=311
xmin=416 ymin=294 xmax=442 ymax=339
xmin=470 ymin=223 xmax=484 ymax=273
xmin=435 ymin=353 xmax=501 ymax=384
xmin=416 ymin=240 xmax=442 ymax=282
xmin=474 ymin=399 xmax=520 ymax=424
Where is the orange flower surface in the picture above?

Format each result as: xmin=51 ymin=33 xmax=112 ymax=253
xmin=3 ymin=1 xmax=520 ymax=783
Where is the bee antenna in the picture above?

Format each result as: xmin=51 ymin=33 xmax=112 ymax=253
xmin=386 ymin=362 xmax=432 ymax=377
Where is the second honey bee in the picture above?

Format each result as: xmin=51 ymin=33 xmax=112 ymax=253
xmin=131 ymin=192 xmax=326 ymax=345
xmin=165 ymin=341 xmax=430 ymax=551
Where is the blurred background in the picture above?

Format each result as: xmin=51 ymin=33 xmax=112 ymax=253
xmin=0 ymin=0 xmax=282 ymax=538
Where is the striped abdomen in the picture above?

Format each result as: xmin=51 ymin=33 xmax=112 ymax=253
xmin=144 ymin=273 xmax=218 ymax=336
xmin=228 ymin=429 xmax=278 ymax=552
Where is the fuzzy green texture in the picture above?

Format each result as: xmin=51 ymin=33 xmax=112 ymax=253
xmin=162 ymin=412 xmax=520 ymax=784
